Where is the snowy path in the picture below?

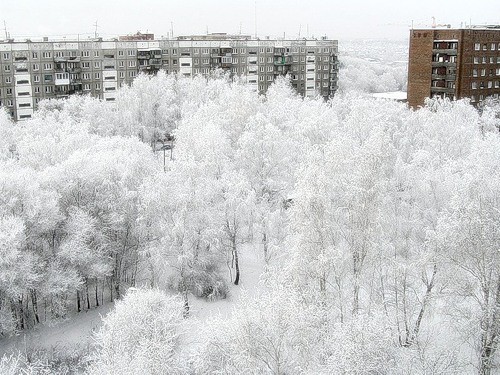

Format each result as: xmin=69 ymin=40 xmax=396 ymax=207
xmin=0 ymin=303 xmax=114 ymax=357
xmin=0 ymin=243 xmax=267 ymax=358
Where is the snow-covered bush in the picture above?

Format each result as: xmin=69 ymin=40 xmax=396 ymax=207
xmin=88 ymin=288 xmax=185 ymax=375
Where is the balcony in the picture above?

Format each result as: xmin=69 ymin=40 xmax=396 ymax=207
xmin=432 ymin=48 xmax=457 ymax=56
xmin=431 ymin=73 xmax=456 ymax=81
xmin=430 ymin=87 xmax=455 ymax=94
xmin=431 ymin=61 xmax=456 ymax=67
xmin=68 ymin=67 xmax=82 ymax=74
xmin=274 ymin=56 xmax=292 ymax=65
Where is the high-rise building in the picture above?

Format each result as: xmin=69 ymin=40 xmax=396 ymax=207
xmin=407 ymin=26 xmax=500 ymax=108
xmin=0 ymin=33 xmax=339 ymax=121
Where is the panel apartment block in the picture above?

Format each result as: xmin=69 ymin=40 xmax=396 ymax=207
xmin=408 ymin=27 xmax=500 ymax=108
xmin=0 ymin=34 xmax=339 ymax=121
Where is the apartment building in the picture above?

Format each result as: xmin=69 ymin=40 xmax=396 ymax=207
xmin=408 ymin=26 xmax=500 ymax=108
xmin=0 ymin=33 xmax=339 ymax=121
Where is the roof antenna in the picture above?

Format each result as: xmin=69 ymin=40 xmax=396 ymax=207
xmin=93 ymin=20 xmax=99 ymax=38
xmin=3 ymin=20 xmax=10 ymax=39
xmin=254 ymin=1 xmax=257 ymax=38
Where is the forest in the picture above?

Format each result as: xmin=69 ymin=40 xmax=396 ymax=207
xmin=0 ymin=58 xmax=499 ymax=374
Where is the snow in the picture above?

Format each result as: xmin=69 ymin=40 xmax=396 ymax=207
xmin=372 ymin=91 xmax=408 ymax=101
xmin=0 ymin=303 xmax=114 ymax=357
xmin=0 ymin=243 xmax=267 ymax=359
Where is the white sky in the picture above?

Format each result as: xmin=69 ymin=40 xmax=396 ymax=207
xmin=3 ymin=0 xmax=500 ymax=41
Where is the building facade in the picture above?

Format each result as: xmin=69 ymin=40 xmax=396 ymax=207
xmin=408 ymin=27 xmax=500 ymax=108
xmin=0 ymin=34 xmax=339 ymax=121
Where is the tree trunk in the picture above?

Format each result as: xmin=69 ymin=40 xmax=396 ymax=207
xmin=233 ymin=235 xmax=240 ymax=286
xmin=407 ymin=264 xmax=437 ymax=346
xmin=95 ymin=279 xmax=99 ymax=307
xmin=76 ymin=290 xmax=81 ymax=312
xmin=30 ymin=290 xmax=40 ymax=324
xmin=85 ymin=280 xmax=91 ymax=310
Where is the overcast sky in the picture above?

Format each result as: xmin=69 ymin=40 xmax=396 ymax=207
xmin=3 ymin=0 xmax=500 ymax=41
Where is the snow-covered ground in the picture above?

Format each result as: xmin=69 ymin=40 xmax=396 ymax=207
xmin=0 ymin=242 xmax=267 ymax=359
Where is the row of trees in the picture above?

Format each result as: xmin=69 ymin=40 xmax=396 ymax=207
xmin=1 ymin=71 xmax=499 ymax=373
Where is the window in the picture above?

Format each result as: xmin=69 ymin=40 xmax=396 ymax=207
xmin=6 ymin=88 xmax=12 ymax=95
xmin=180 ymin=62 xmax=191 ymax=67
xmin=202 ymin=48 xmax=209 ymax=54
xmin=94 ymin=72 xmax=101 ymax=79
xmin=267 ymin=57 xmax=272 ymax=63
xmin=82 ymin=73 xmax=90 ymax=80
xmin=240 ymin=48 xmax=246 ymax=54
xmin=44 ymin=74 xmax=53 ymax=81
xmin=82 ymin=51 xmax=90 ymax=57
xmin=496 ymin=68 xmax=500 ymax=76
xmin=84 ymin=84 xmax=90 ymax=90
xmin=33 ymin=63 xmax=39 ymax=71
xmin=259 ymin=76 xmax=265 ymax=81
xmin=128 ymin=60 xmax=136 ymax=67
xmin=119 ymin=71 xmax=125 ymax=78
xmin=32 ymin=52 xmax=38 ymax=59
xmin=45 ymin=86 xmax=52 ymax=93
xmin=172 ymin=49 xmax=177 ymax=55
xmin=34 ymin=87 xmax=40 ymax=93
xmin=481 ymin=69 xmax=486 ymax=77
xmin=43 ymin=63 xmax=52 ymax=70
xmin=492 ymin=43 xmax=497 ymax=51
xmin=474 ymin=43 xmax=481 ymax=50
xmin=95 ymin=83 xmax=101 ymax=90
xmin=55 ymin=51 xmax=64 ymax=58
xmin=267 ymin=75 xmax=273 ymax=81
xmin=474 ymin=57 xmax=479 ymax=64
xmin=4 ymin=65 xmax=10 ymax=72
xmin=259 ymin=66 xmax=265 ymax=72
xmin=42 ymin=52 xmax=51 ymax=58
xmin=173 ymin=59 xmax=177 ymax=65
xmin=259 ymin=57 xmax=264 ymax=63
xmin=129 ymin=71 xmax=136 ymax=77
xmin=127 ymin=50 xmax=136 ymax=56
xmin=471 ymin=82 xmax=477 ymax=89
xmin=34 ymin=75 xmax=40 ymax=82
xmin=488 ymin=81 xmax=493 ymax=88
xmin=93 ymin=51 xmax=99 ymax=57
xmin=482 ymin=57 xmax=487 ymax=64
xmin=82 ymin=62 xmax=90 ymax=68
xmin=267 ymin=65 xmax=273 ymax=72
xmin=18 ymin=103 xmax=31 ymax=108
xmin=119 ymin=61 xmax=124 ymax=67
xmin=495 ymin=81 xmax=500 ymax=88
xmin=118 ymin=50 xmax=124 ymax=56
xmin=4 ymin=76 xmax=11 ymax=84
xmin=94 ymin=61 xmax=100 ymax=68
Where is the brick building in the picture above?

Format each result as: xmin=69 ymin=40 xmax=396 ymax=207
xmin=0 ymin=33 xmax=339 ymax=121
xmin=407 ymin=26 xmax=500 ymax=108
